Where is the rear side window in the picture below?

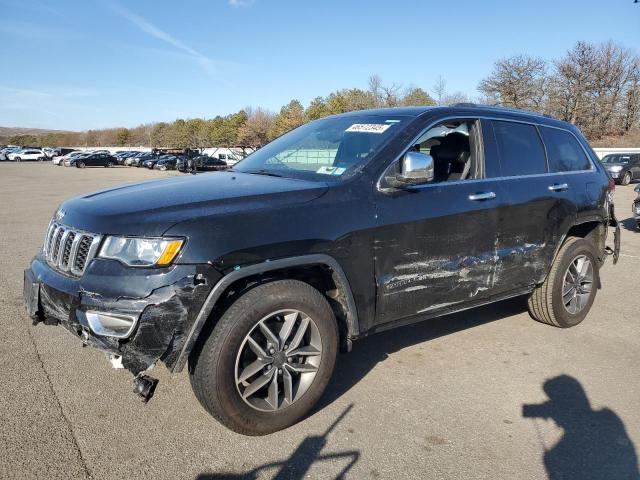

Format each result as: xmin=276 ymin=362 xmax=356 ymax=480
xmin=491 ymin=120 xmax=546 ymax=176
xmin=540 ymin=127 xmax=591 ymax=172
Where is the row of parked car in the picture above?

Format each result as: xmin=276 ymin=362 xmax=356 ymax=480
xmin=51 ymin=149 xmax=232 ymax=172
xmin=0 ymin=145 xmax=240 ymax=173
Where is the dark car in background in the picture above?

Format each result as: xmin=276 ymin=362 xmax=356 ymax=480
xmin=142 ymin=156 xmax=164 ymax=169
xmin=177 ymin=155 xmax=228 ymax=173
xmin=74 ymin=152 xmax=118 ymax=168
xmin=125 ymin=153 xmax=155 ymax=167
xmin=153 ymin=155 xmax=179 ymax=171
xmin=116 ymin=151 xmax=143 ymax=165
xmin=600 ymin=153 xmax=640 ymax=185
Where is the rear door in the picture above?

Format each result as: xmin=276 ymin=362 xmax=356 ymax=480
xmin=486 ymin=120 xmax=578 ymax=293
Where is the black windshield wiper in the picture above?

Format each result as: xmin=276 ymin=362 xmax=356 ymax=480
xmin=244 ymin=170 xmax=283 ymax=178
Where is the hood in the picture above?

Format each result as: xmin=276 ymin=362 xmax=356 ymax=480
xmin=57 ymin=172 xmax=328 ymax=236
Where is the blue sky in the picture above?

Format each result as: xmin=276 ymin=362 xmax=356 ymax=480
xmin=0 ymin=0 xmax=638 ymax=131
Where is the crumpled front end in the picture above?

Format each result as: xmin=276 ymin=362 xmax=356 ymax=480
xmin=24 ymin=252 xmax=220 ymax=376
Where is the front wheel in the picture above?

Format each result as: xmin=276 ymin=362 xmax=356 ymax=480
xmin=15 ymin=157 xmax=21 ymax=162
xmin=76 ymin=161 xmax=85 ymax=168
xmin=621 ymin=172 xmax=632 ymax=186
xmin=528 ymin=237 xmax=599 ymax=328
xmin=190 ymin=279 xmax=338 ymax=435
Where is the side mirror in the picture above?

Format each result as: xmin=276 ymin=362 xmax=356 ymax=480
xmin=396 ymin=151 xmax=434 ymax=185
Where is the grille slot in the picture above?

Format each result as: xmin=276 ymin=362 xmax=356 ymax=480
xmin=43 ymin=221 xmax=101 ymax=276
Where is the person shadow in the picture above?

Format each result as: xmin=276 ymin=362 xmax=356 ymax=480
xmin=523 ymin=375 xmax=640 ymax=480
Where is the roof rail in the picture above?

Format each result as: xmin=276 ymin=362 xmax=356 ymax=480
xmin=451 ymin=102 xmax=477 ymax=108
xmin=451 ymin=103 xmax=555 ymax=119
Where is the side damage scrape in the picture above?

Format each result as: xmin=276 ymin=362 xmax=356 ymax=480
xmin=172 ymin=254 xmax=360 ymax=373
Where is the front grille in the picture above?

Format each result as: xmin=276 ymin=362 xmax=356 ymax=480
xmin=43 ymin=221 xmax=102 ymax=276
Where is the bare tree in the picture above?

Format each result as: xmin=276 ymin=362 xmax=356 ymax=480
xmin=548 ymin=41 xmax=640 ymax=138
xmin=478 ymin=55 xmax=548 ymax=110
xmin=432 ymin=75 xmax=447 ymax=105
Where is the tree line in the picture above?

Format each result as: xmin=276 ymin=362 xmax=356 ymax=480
xmin=2 ymin=41 xmax=638 ymax=149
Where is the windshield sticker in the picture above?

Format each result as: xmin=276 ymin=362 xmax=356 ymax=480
xmin=346 ymin=123 xmax=391 ymax=134
xmin=316 ymin=166 xmax=347 ymax=175
xmin=385 ymin=119 xmax=401 ymax=123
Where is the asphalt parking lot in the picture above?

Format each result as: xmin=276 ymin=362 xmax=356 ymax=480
xmin=1 ymin=162 xmax=639 ymax=480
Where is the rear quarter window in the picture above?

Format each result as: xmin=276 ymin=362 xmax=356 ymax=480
xmin=491 ymin=120 xmax=547 ymax=176
xmin=540 ymin=126 xmax=591 ymax=172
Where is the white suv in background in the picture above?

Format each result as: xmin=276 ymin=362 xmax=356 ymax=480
xmin=8 ymin=149 xmax=46 ymax=161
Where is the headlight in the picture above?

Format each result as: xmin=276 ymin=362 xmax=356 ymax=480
xmin=608 ymin=166 xmax=623 ymax=172
xmin=98 ymin=237 xmax=184 ymax=267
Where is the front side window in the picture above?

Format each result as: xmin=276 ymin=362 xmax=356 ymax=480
xmin=540 ymin=127 xmax=591 ymax=172
xmin=234 ymin=114 xmax=409 ymax=181
xmin=491 ymin=120 xmax=546 ymax=176
xmin=411 ymin=119 xmax=482 ymax=182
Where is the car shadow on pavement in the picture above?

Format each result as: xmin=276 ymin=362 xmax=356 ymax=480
xmin=522 ymin=375 xmax=640 ymax=480
xmin=196 ymin=404 xmax=359 ymax=480
xmin=316 ymin=296 xmax=527 ymax=412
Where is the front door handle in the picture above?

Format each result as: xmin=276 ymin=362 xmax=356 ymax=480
xmin=548 ymin=183 xmax=569 ymax=192
xmin=468 ymin=191 xmax=496 ymax=201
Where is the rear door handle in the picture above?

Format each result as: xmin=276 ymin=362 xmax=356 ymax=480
xmin=548 ymin=183 xmax=569 ymax=192
xmin=468 ymin=192 xmax=496 ymax=201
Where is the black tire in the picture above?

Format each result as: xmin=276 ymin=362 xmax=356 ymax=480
xmin=15 ymin=157 xmax=21 ymax=162
xmin=105 ymin=161 xmax=114 ymax=168
xmin=528 ymin=237 xmax=600 ymax=328
xmin=38 ymin=157 xmax=44 ymax=162
xmin=189 ymin=279 xmax=338 ymax=436
xmin=77 ymin=161 xmax=85 ymax=168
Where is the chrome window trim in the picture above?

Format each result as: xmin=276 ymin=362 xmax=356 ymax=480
xmin=376 ymin=114 xmax=596 ymax=192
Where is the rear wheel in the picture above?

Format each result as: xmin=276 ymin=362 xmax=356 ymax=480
xmin=528 ymin=237 xmax=599 ymax=328
xmin=621 ymin=172 xmax=631 ymax=186
xmin=15 ymin=157 xmax=21 ymax=162
xmin=190 ymin=279 xmax=338 ymax=435
xmin=77 ymin=161 xmax=85 ymax=168
xmin=106 ymin=161 xmax=114 ymax=168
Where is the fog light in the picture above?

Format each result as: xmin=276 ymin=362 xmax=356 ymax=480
xmin=85 ymin=311 xmax=137 ymax=338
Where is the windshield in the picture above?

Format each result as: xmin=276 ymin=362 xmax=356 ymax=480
xmin=601 ymin=154 xmax=630 ymax=164
xmin=233 ymin=114 xmax=410 ymax=181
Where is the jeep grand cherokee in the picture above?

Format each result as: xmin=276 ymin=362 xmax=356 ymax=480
xmin=24 ymin=105 xmax=620 ymax=435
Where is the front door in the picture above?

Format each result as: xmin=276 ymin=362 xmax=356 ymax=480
xmin=373 ymin=118 xmax=501 ymax=326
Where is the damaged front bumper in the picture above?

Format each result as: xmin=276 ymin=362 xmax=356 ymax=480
xmin=23 ymin=252 xmax=220 ymax=377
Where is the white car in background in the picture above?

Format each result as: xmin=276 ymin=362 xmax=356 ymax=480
xmin=53 ymin=150 xmax=83 ymax=166
xmin=8 ymin=149 xmax=46 ymax=161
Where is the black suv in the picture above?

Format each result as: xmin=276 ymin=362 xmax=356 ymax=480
xmin=23 ymin=106 xmax=620 ymax=435
xmin=75 ymin=152 xmax=118 ymax=168
xmin=600 ymin=153 xmax=640 ymax=185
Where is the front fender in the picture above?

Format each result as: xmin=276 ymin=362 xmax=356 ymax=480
xmin=172 ymin=254 xmax=359 ymax=373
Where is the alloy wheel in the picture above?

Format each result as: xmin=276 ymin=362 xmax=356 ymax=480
xmin=234 ymin=309 xmax=322 ymax=412
xmin=562 ymin=255 xmax=593 ymax=314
